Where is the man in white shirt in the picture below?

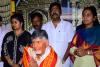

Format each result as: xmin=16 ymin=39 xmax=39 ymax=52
xmin=29 ymin=12 xmax=43 ymax=34
xmin=42 ymin=2 xmax=75 ymax=67
xmin=23 ymin=30 xmax=62 ymax=67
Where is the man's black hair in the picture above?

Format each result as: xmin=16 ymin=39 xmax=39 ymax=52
xmin=30 ymin=12 xmax=43 ymax=22
xmin=49 ymin=2 xmax=62 ymax=14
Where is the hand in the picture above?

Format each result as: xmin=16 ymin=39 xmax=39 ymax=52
xmin=74 ymin=47 xmax=87 ymax=57
xmin=29 ymin=58 xmax=38 ymax=67
xmin=12 ymin=64 xmax=20 ymax=67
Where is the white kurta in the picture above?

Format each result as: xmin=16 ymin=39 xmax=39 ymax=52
xmin=42 ymin=19 xmax=75 ymax=67
xmin=0 ymin=25 xmax=9 ymax=67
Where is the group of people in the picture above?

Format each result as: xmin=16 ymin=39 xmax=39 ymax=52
xmin=0 ymin=2 xmax=100 ymax=67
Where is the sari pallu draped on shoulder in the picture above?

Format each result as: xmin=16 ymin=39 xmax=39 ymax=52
xmin=22 ymin=46 xmax=57 ymax=67
xmin=70 ymin=25 xmax=100 ymax=67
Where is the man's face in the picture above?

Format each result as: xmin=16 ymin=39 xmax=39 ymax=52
xmin=32 ymin=16 xmax=42 ymax=30
xmin=50 ymin=5 xmax=61 ymax=20
xmin=32 ymin=37 xmax=48 ymax=55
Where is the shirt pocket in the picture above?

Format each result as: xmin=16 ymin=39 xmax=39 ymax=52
xmin=57 ymin=30 xmax=67 ymax=42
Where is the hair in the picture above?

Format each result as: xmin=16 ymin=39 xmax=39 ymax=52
xmin=0 ymin=16 xmax=2 ymax=21
xmin=30 ymin=12 xmax=43 ymax=22
xmin=32 ymin=30 xmax=48 ymax=40
xmin=82 ymin=6 xmax=99 ymax=26
xmin=10 ymin=13 xmax=24 ymax=30
xmin=49 ymin=2 xmax=62 ymax=14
